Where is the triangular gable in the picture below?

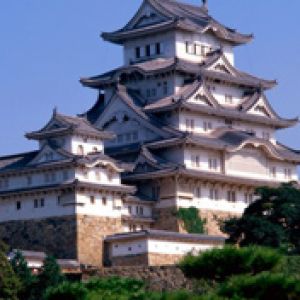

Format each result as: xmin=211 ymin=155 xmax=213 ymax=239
xmin=27 ymin=145 xmax=68 ymax=166
xmin=94 ymin=91 xmax=170 ymax=140
xmin=207 ymin=55 xmax=237 ymax=76
xmin=247 ymin=95 xmax=277 ymax=119
xmin=123 ymin=0 xmax=169 ymax=31
xmin=186 ymin=83 xmax=219 ymax=108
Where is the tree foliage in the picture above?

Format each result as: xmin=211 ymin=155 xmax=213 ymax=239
xmin=221 ymin=183 xmax=300 ymax=252
xmin=176 ymin=207 xmax=206 ymax=234
xmin=11 ymin=251 xmax=36 ymax=300
xmin=179 ymin=246 xmax=282 ymax=281
xmin=0 ymin=245 xmax=20 ymax=300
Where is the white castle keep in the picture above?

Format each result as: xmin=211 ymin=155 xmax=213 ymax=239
xmin=0 ymin=0 xmax=299 ymax=267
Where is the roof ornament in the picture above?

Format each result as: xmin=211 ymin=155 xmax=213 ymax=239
xmin=53 ymin=107 xmax=58 ymax=116
xmin=202 ymin=0 xmax=208 ymax=12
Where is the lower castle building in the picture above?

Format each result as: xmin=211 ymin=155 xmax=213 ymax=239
xmin=1 ymin=0 xmax=299 ymax=266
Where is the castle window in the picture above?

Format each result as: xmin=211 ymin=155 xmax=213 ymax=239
xmin=244 ymin=193 xmax=253 ymax=204
xmin=77 ymin=145 xmax=84 ymax=155
xmin=102 ymin=197 xmax=107 ymax=206
xmin=117 ymin=134 xmax=124 ymax=144
xmin=227 ymin=191 xmax=236 ymax=202
xmin=93 ymin=147 xmax=98 ymax=153
xmin=135 ymin=47 xmax=141 ymax=59
xmin=209 ymin=158 xmax=218 ymax=170
xmin=51 ymin=172 xmax=57 ymax=182
xmin=194 ymin=186 xmax=201 ymax=199
xmin=195 ymin=44 xmax=202 ymax=56
xmin=145 ymin=45 xmax=151 ymax=57
xmin=57 ymin=196 xmax=61 ymax=206
xmin=40 ymin=198 xmax=45 ymax=207
xmin=191 ymin=155 xmax=200 ymax=168
xmin=201 ymin=45 xmax=206 ymax=56
xmin=27 ymin=176 xmax=32 ymax=186
xmin=108 ymin=170 xmax=114 ymax=182
xmin=34 ymin=199 xmax=38 ymax=208
xmin=90 ymin=196 xmax=95 ymax=205
xmin=135 ymin=206 xmax=139 ymax=215
xmin=139 ymin=207 xmax=144 ymax=216
xmin=284 ymin=168 xmax=292 ymax=180
xmin=203 ymin=121 xmax=212 ymax=132
xmin=151 ymin=88 xmax=156 ymax=97
xmin=128 ymin=206 xmax=132 ymax=214
xmin=163 ymin=81 xmax=168 ymax=95
xmin=186 ymin=119 xmax=195 ymax=132
xmin=16 ymin=201 xmax=21 ymax=210
xmin=270 ymin=166 xmax=277 ymax=178
xmin=209 ymin=188 xmax=219 ymax=200
xmin=156 ymin=42 xmax=161 ymax=55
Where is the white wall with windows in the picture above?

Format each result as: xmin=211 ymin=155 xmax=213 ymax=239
xmin=0 ymin=193 xmax=75 ymax=222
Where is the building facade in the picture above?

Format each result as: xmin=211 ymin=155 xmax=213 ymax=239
xmin=0 ymin=0 xmax=299 ymax=266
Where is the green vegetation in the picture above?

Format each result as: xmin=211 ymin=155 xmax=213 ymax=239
xmin=176 ymin=207 xmax=206 ymax=234
xmin=0 ymin=248 xmax=21 ymax=300
xmin=179 ymin=246 xmax=282 ymax=281
xmin=2 ymin=184 xmax=300 ymax=299
xmin=221 ymin=183 xmax=300 ymax=253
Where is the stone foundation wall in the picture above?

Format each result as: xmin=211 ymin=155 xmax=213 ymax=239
xmin=0 ymin=216 xmax=78 ymax=259
xmin=0 ymin=215 xmax=123 ymax=267
xmin=200 ymin=210 xmax=241 ymax=236
xmin=148 ymin=253 xmax=184 ymax=266
xmin=84 ymin=266 xmax=193 ymax=292
xmin=110 ymin=254 xmax=149 ymax=267
xmin=153 ymin=207 xmax=180 ymax=232
xmin=77 ymin=215 xmax=123 ymax=266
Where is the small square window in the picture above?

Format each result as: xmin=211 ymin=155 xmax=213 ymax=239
xmin=40 ymin=198 xmax=45 ymax=207
xmin=16 ymin=201 xmax=21 ymax=210
xmin=34 ymin=199 xmax=38 ymax=208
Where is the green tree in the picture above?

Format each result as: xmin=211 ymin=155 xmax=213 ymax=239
xmin=11 ymin=251 xmax=36 ymax=300
xmin=221 ymin=183 xmax=300 ymax=252
xmin=0 ymin=246 xmax=21 ymax=300
xmin=179 ymin=246 xmax=282 ymax=281
xmin=176 ymin=207 xmax=206 ymax=234
xmin=32 ymin=255 xmax=65 ymax=300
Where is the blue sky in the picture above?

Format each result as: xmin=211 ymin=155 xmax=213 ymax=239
xmin=0 ymin=0 xmax=299 ymax=156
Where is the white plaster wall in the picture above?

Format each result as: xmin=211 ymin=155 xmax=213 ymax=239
xmin=184 ymin=148 xmax=222 ymax=173
xmin=0 ymin=168 xmax=75 ymax=192
xmin=75 ymin=167 xmax=121 ymax=185
xmin=0 ymin=193 xmax=75 ymax=222
xmin=75 ymin=193 xmax=124 ymax=218
xmin=70 ymin=136 xmax=104 ymax=155
xmin=175 ymin=31 xmax=234 ymax=65
xmin=123 ymin=31 xmax=176 ymax=65
xmin=110 ymin=238 xmax=219 ymax=257
xmin=210 ymin=83 xmax=245 ymax=107
xmin=178 ymin=111 xmax=223 ymax=134
xmin=122 ymin=203 xmax=152 ymax=218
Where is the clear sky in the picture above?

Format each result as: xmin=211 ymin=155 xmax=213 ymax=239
xmin=0 ymin=0 xmax=299 ymax=156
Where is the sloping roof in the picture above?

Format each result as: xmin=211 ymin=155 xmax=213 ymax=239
xmin=102 ymin=0 xmax=253 ymax=46
xmin=80 ymin=52 xmax=276 ymax=90
xmin=146 ymin=128 xmax=300 ymax=163
xmin=26 ymin=110 xmax=114 ymax=141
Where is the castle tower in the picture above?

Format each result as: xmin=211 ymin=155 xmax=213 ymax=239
xmin=80 ymin=0 xmax=300 ymax=234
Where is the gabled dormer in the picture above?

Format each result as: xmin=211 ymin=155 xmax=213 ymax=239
xmin=25 ymin=109 xmax=114 ymax=156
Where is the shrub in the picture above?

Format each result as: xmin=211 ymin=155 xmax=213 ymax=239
xmin=217 ymin=272 xmax=300 ymax=300
xmin=44 ymin=282 xmax=88 ymax=300
xmin=176 ymin=207 xmax=206 ymax=234
xmin=179 ymin=246 xmax=282 ymax=281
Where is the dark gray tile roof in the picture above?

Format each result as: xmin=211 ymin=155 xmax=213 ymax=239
xmin=145 ymin=128 xmax=300 ymax=163
xmin=26 ymin=111 xmax=114 ymax=140
xmin=102 ymin=0 xmax=253 ymax=46
xmin=81 ymin=51 xmax=276 ymax=90
xmin=0 ymin=151 xmax=39 ymax=172
xmin=105 ymin=229 xmax=225 ymax=243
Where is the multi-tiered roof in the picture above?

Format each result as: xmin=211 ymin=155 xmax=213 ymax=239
xmin=80 ymin=0 xmax=300 ymax=185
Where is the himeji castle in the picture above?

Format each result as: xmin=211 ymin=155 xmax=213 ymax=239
xmin=0 ymin=0 xmax=299 ymax=267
